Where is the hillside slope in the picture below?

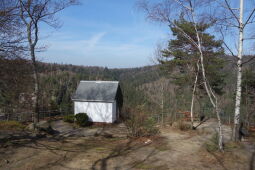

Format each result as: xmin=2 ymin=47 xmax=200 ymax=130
xmin=1 ymin=57 xmax=254 ymax=124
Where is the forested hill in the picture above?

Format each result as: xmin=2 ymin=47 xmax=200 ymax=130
xmin=38 ymin=62 xmax=161 ymax=84
xmin=1 ymin=57 xmax=254 ymax=123
xmin=36 ymin=62 xmax=163 ymax=113
xmin=0 ymin=59 xmax=164 ymax=115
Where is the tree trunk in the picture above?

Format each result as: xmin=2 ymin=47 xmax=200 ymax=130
xmin=245 ymin=84 xmax=249 ymax=129
xmin=233 ymin=64 xmax=242 ymax=141
xmin=200 ymin=52 xmax=224 ymax=150
xmin=215 ymin=105 xmax=224 ymax=150
xmin=190 ymin=61 xmax=199 ymax=128
xmin=192 ymin=13 xmax=224 ymax=150
xmin=233 ymin=0 xmax=244 ymax=142
xmin=30 ymin=45 xmax=40 ymax=123
xmin=161 ymin=83 xmax=164 ymax=126
xmin=188 ymin=5 xmax=224 ymax=149
xmin=190 ymin=84 xmax=195 ymax=128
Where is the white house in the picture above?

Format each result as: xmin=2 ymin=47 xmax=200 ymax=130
xmin=72 ymin=81 xmax=123 ymax=123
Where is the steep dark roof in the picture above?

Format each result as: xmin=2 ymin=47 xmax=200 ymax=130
xmin=72 ymin=81 xmax=119 ymax=102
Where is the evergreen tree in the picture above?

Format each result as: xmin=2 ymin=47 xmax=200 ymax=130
xmin=160 ymin=17 xmax=225 ymax=95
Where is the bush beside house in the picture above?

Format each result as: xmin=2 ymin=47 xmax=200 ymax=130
xmin=63 ymin=113 xmax=90 ymax=127
xmin=75 ymin=113 xmax=90 ymax=127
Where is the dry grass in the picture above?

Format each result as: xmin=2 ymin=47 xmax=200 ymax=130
xmin=224 ymin=141 xmax=243 ymax=151
xmin=204 ymin=134 xmax=219 ymax=152
xmin=0 ymin=121 xmax=25 ymax=130
xmin=133 ymin=162 xmax=168 ymax=170
xmin=0 ymin=120 xmax=254 ymax=170
xmin=204 ymin=134 xmax=244 ymax=153
xmin=172 ymin=120 xmax=192 ymax=131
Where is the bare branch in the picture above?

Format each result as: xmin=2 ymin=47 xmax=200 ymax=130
xmin=222 ymin=0 xmax=240 ymax=24
xmin=243 ymin=8 xmax=255 ymax=27
xmin=16 ymin=0 xmax=79 ymax=124
xmin=173 ymin=0 xmax=192 ymax=11
xmin=219 ymin=29 xmax=238 ymax=59
xmin=138 ymin=0 xmax=199 ymax=49
xmin=242 ymin=56 xmax=255 ymax=65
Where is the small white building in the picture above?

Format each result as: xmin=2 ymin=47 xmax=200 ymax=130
xmin=72 ymin=81 xmax=123 ymax=123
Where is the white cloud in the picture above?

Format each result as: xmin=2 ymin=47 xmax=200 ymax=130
xmin=38 ymin=19 xmax=168 ymax=68
xmin=39 ymin=33 xmax=154 ymax=68
xmin=85 ymin=32 xmax=106 ymax=50
xmin=42 ymin=32 xmax=106 ymax=52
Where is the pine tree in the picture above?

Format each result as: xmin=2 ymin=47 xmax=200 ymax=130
xmin=160 ymin=17 xmax=225 ymax=95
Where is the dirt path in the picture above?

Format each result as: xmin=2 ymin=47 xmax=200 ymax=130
xmin=0 ymin=120 xmax=254 ymax=170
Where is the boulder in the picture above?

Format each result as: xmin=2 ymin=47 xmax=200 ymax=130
xmin=26 ymin=121 xmax=58 ymax=135
xmin=36 ymin=120 xmax=51 ymax=129
xmin=26 ymin=121 xmax=50 ymax=130
xmin=26 ymin=123 xmax=35 ymax=131
xmin=172 ymin=121 xmax=191 ymax=131
xmin=172 ymin=122 xmax=179 ymax=128
xmin=196 ymin=126 xmax=216 ymax=135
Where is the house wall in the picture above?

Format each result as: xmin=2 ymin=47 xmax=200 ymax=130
xmin=112 ymin=101 xmax=117 ymax=122
xmin=74 ymin=101 xmax=117 ymax=123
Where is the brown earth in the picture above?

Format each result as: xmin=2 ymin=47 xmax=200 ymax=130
xmin=0 ymin=120 xmax=254 ymax=170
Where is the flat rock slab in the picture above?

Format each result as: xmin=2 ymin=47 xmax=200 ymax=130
xmin=50 ymin=120 xmax=128 ymax=138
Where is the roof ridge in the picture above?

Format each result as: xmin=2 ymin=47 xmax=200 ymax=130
xmin=80 ymin=80 xmax=119 ymax=83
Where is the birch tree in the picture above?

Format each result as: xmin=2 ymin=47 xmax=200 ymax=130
xmin=18 ymin=0 xmax=78 ymax=124
xmin=139 ymin=0 xmax=225 ymax=150
xmin=215 ymin=0 xmax=255 ymax=141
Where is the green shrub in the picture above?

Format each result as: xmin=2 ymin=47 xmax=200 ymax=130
xmin=142 ymin=117 xmax=159 ymax=136
xmin=204 ymin=134 xmax=219 ymax=152
xmin=124 ymin=108 xmax=159 ymax=137
xmin=0 ymin=121 xmax=25 ymax=130
xmin=206 ymin=135 xmax=243 ymax=152
xmin=75 ymin=113 xmax=89 ymax=127
xmin=224 ymin=141 xmax=242 ymax=151
xmin=63 ymin=115 xmax=75 ymax=123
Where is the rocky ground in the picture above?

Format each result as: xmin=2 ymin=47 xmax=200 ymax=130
xmin=0 ymin=119 xmax=254 ymax=170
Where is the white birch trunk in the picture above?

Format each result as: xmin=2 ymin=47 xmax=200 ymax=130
xmin=190 ymin=61 xmax=200 ymax=128
xmin=191 ymin=9 xmax=224 ymax=151
xmin=161 ymin=83 xmax=164 ymax=125
xmin=199 ymin=50 xmax=223 ymax=151
xmin=233 ymin=0 xmax=244 ymax=141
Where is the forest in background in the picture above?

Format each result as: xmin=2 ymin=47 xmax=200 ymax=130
xmin=1 ymin=55 xmax=254 ymax=125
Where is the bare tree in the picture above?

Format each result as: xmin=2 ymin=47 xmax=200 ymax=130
xmin=215 ymin=0 xmax=255 ymax=141
xmin=0 ymin=0 xmax=25 ymax=58
xmin=138 ymin=0 xmax=224 ymax=150
xmin=17 ymin=0 xmax=78 ymax=124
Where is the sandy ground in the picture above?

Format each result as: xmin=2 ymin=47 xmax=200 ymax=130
xmin=0 ymin=120 xmax=254 ymax=170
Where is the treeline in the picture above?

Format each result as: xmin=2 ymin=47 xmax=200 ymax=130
xmin=0 ymin=60 xmax=159 ymax=116
xmin=0 ymin=56 xmax=254 ymax=125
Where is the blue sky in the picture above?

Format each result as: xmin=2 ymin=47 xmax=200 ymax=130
xmin=38 ymin=0 xmax=255 ymax=68
xmin=39 ymin=0 xmax=169 ymax=68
